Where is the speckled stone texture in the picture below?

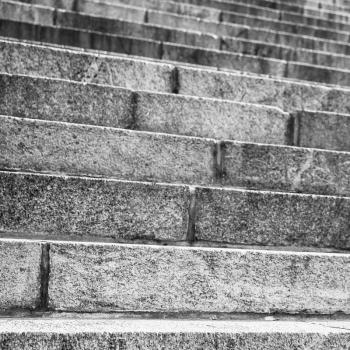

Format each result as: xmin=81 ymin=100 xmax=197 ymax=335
xmin=194 ymin=187 xmax=350 ymax=249
xmin=136 ymin=91 xmax=290 ymax=144
xmin=0 ymin=115 xmax=216 ymax=185
xmin=178 ymin=66 xmax=350 ymax=113
xmin=1 ymin=19 xmax=163 ymax=59
xmin=0 ymin=73 xmax=134 ymax=128
xmin=0 ymin=39 xmax=174 ymax=92
xmin=0 ymin=171 xmax=190 ymax=241
xmin=1 ymin=319 xmax=350 ymax=350
xmin=147 ymin=9 xmax=350 ymax=54
xmin=296 ymin=110 xmax=350 ymax=152
xmin=0 ymin=239 xmax=42 ymax=311
xmin=48 ymin=242 xmax=350 ymax=313
xmin=222 ymin=141 xmax=350 ymax=196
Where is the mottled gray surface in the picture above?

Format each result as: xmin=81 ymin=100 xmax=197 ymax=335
xmin=1 ymin=319 xmax=350 ymax=350
xmin=0 ymin=171 xmax=190 ymax=240
xmin=136 ymin=91 xmax=290 ymax=144
xmin=297 ymin=110 xmax=350 ymax=152
xmin=49 ymin=242 xmax=350 ymax=313
xmin=0 ymin=39 xmax=174 ymax=92
xmin=178 ymin=66 xmax=350 ymax=114
xmin=195 ymin=187 xmax=350 ymax=249
xmin=2 ymin=39 xmax=350 ymax=114
xmin=147 ymin=9 xmax=350 ymax=55
xmin=0 ymin=73 xmax=290 ymax=145
xmin=0 ymin=239 xmax=42 ymax=311
xmin=222 ymin=141 xmax=350 ymax=196
xmin=0 ymin=73 xmax=134 ymax=128
xmin=0 ymin=115 xmax=216 ymax=185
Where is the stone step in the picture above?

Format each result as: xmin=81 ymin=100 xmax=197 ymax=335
xmin=1 ymin=319 xmax=350 ymax=349
xmin=2 ymin=19 xmax=350 ymax=87
xmin=108 ymin=0 xmax=350 ymax=23
xmin=147 ymin=10 xmax=350 ymax=56
xmin=16 ymin=0 xmax=350 ymax=35
xmin=8 ymin=0 xmax=350 ymax=59
xmin=0 ymin=73 xmax=291 ymax=145
xmin=2 ymin=171 xmax=350 ymax=248
xmin=3 ymin=113 xmax=350 ymax=194
xmin=3 ymin=72 xmax=350 ymax=154
xmin=2 ymin=39 xmax=350 ymax=114
xmin=47 ymin=240 xmax=350 ymax=313
xmin=170 ymin=0 xmax=350 ymax=20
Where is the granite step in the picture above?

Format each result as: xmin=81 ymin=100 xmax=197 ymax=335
xmin=147 ymin=11 xmax=350 ymax=56
xmin=46 ymin=240 xmax=350 ymax=313
xmin=3 ymin=113 xmax=350 ymax=194
xmin=2 ymin=20 xmax=350 ymax=87
xmin=1 ymin=236 xmax=350 ymax=314
xmin=2 ymin=39 xmax=350 ymax=114
xmin=7 ymin=0 xmax=350 ymax=59
xmin=0 ymin=73 xmax=291 ymax=145
xmin=1 ymin=319 xmax=350 ymax=350
xmin=1 ymin=171 xmax=350 ymax=248
xmin=16 ymin=0 xmax=350 ymax=32
xmin=170 ymin=0 xmax=350 ymax=20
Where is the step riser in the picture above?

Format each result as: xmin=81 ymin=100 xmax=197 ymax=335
xmin=2 ymin=40 xmax=350 ymax=115
xmin=0 ymin=172 xmax=190 ymax=241
xmin=1 ymin=320 xmax=350 ymax=350
xmin=2 ymin=19 xmax=350 ymax=87
xmin=47 ymin=242 xmax=350 ymax=313
xmin=0 ymin=116 xmax=217 ymax=185
xmin=2 ymin=172 xmax=350 ymax=249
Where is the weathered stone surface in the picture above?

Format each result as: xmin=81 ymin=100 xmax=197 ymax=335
xmin=0 ymin=73 xmax=134 ymax=128
xmin=1 ymin=319 xmax=350 ymax=350
xmin=2 ymin=39 xmax=350 ymax=114
xmin=221 ymin=37 xmax=350 ymax=70
xmin=0 ymin=39 xmax=175 ymax=92
xmin=0 ymin=239 xmax=42 ymax=311
xmin=296 ymin=110 xmax=350 ymax=152
xmin=0 ymin=115 xmax=216 ymax=184
xmin=0 ymin=19 xmax=163 ymax=59
xmin=49 ymin=242 xmax=350 ymax=313
xmin=57 ymin=10 xmax=219 ymax=50
xmin=178 ymin=66 xmax=350 ymax=114
xmin=163 ymin=43 xmax=288 ymax=77
xmin=222 ymin=141 xmax=350 ymax=196
xmin=147 ymin=9 xmax=350 ymax=55
xmin=136 ymin=91 xmax=290 ymax=144
xmin=0 ymin=171 xmax=190 ymax=240
xmin=195 ymin=186 xmax=350 ymax=249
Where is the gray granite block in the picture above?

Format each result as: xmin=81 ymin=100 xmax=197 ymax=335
xmin=1 ymin=319 xmax=350 ymax=349
xmin=296 ymin=110 xmax=350 ymax=152
xmin=0 ymin=73 xmax=134 ymax=128
xmin=0 ymin=115 xmax=216 ymax=185
xmin=194 ymin=186 xmax=350 ymax=249
xmin=0 ymin=39 xmax=175 ymax=92
xmin=0 ymin=239 xmax=42 ymax=311
xmin=135 ymin=91 xmax=290 ymax=144
xmin=0 ymin=171 xmax=190 ymax=241
xmin=178 ymin=66 xmax=350 ymax=114
xmin=222 ymin=141 xmax=350 ymax=196
xmin=48 ymin=241 xmax=350 ymax=313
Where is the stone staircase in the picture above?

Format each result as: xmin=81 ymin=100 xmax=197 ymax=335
xmin=1 ymin=0 xmax=350 ymax=348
